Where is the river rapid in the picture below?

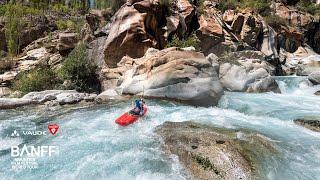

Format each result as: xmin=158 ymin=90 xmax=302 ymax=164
xmin=0 ymin=76 xmax=319 ymax=180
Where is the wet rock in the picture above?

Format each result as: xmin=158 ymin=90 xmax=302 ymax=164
xmin=0 ymin=98 xmax=36 ymax=109
xmin=294 ymin=119 xmax=320 ymax=132
xmin=119 ymin=48 xmax=223 ymax=106
xmin=95 ymin=89 xmax=121 ymax=103
xmin=155 ymin=121 xmax=276 ymax=180
xmin=315 ymin=90 xmax=320 ymax=96
xmin=308 ymin=71 xmax=320 ymax=85
xmin=22 ymin=90 xmax=97 ymax=105
xmin=219 ymin=63 xmax=280 ymax=93
xmin=299 ymin=80 xmax=314 ymax=88
xmin=247 ymin=76 xmax=281 ymax=93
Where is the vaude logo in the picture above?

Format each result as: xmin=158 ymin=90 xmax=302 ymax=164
xmin=11 ymin=130 xmax=20 ymax=137
xmin=10 ymin=130 xmax=47 ymax=137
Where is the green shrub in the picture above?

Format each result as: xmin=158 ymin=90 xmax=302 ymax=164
xmin=52 ymin=3 xmax=70 ymax=13
xmin=216 ymin=0 xmax=239 ymax=12
xmin=264 ymin=14 xmax=289 ymax=29
xmin=240 ymin=0 xmax=271 ymax=16
xmin=59 ymin=44 xmax=101 ymax=93
xmin=0 ymin=4 xmax=7 ymax=16
xmin=13 ymin=66 xmax=61 ymax=94
xmin=218 ymin=51 xmax=242 ymax=66
xmin=166 ymin=33 xmax=200 ymax=50
xmin=296 ymin=0 xmax=320 ymax=16
xmin=159 ymin=0 xmax=171 ymax=6
xmin=56 ymin=19 xmax=76 ymax=30
xmin=216 ymin=0 xmax=271 ymax=16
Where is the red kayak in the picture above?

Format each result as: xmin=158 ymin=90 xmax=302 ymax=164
xmin=115 ymin=106 xmax=148 ymax=126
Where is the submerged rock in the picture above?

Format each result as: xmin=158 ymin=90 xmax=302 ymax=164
xmin=155 ymin=121 xmax=277 ymax=180
xmin=315 ymin=91 xmax=320 ymax=96
xmin=294 ymin=119 xmax=320 ymax=132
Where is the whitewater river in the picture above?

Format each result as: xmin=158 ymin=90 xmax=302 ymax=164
xmin=0 ymin=76 xmax=319 ymax=180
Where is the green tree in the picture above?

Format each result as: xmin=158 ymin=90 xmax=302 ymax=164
xmin=5 ymin=2 xmax=24 ymax=56
xmin=59 ymin=43 xmax=101 ymax=93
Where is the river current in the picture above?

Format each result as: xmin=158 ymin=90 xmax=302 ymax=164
xmin=0 ymin=76 xmax=319 ymax=180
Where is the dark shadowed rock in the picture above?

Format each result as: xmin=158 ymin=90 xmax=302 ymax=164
xmin=294 ymin=119 xmax=320 ymax=132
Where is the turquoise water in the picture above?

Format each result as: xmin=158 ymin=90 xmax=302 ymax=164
xmin=0 ymin=76 xmax=320 ymax=179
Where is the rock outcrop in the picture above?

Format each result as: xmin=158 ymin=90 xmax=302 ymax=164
xmin=0 ymin=98 xmax=36 ymax=109
xmin=294 ymin=119 xmax=320 ymax=132
xmin=56 ymin=32 xmax=79 ymax=53
xmin=103 ymin=1 xmax=164 ymax=67
xmin=155 ymin=121 xmax=277 ymax=180
xmin=102 ymin=0 xmax=198 ymax=67
xmin=118 ymin=47 xmax=224 ymax=106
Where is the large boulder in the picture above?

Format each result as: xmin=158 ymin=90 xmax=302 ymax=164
xmin=118 ymin=47 xmax=224 ymax=106
xmin=155 ymin=121 xmax=277 ymax=180
xmin=219 ymin=63 xmax=280 ymax=93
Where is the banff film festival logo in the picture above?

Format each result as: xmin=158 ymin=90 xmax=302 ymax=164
xmin=10 ymin=124 xmax=60 ymax=170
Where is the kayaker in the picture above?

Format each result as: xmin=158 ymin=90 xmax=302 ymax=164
xmin=130 ymin=98 xmax=145 ymax=116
